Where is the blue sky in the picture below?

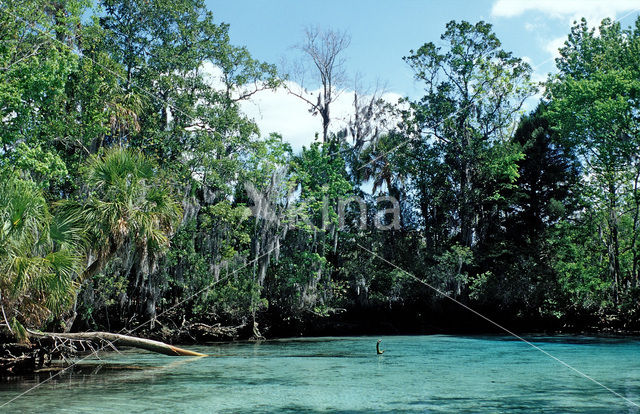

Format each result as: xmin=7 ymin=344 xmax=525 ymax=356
xmin=204 ymin=0 xmax=640 ymax=150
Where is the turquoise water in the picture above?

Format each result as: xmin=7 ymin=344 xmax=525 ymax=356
xmin=1 ymin=335 xmax=639 ymax=413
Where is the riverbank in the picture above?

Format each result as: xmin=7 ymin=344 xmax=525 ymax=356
xmin=3 ymin=303 xmax=639 ymax=378
xmin=259 ymin=304 xmax=640 ymax=338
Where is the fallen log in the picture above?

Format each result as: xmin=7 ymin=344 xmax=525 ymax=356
xmin=28 ymin=331 xmax=207 ymax=357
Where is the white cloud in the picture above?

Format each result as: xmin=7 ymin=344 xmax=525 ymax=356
xmin=524 ymin=22 xmax=540 ymax=32
xmin=240 ymin=82 xmax=403 ymax=153
xmin=491 ymin=0 xmax=639 ymax=25
xmin=240 ymin=82 xmax=322 ymax=152
xmin=197 ymin=62 xmax=403 ymax=153
xmin=543 ymin=36 xmax=566 ymax=62
xmin=493 ymin=1 xmax=639 ymax=67
xmin=201 ymin=61 xmax=225 ymax=89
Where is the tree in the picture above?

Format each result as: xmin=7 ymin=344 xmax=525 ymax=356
xmin=0 ymin=173 xmax=82 ymax=339
xmin=288 ymin=27 xmax=351 ymax=145
xmin=90 ymin=0 xmax=281 ymax=330
xmin=404 ymin=20 xmax=534 ymax=249
xmin=266 ymin=142 xmax=353 ymax=316
xmin=99 ymin=0 xmax=279 ymax=160
xmin=506 ymin=106 xmax=580 ymax=242
xmin=471 ymin=106 xmax=580 ymax=316
xmin=547 ymin=17 xmax=640 ymax=305
xmin=0 ymin=0 xmax=83 ymax=151
xmin=62 ymin=148 xmax=181 ymax=325
xmin=346 ymin=83 xmax=395 ymax=152
xmin=357 ymin=132 xmax=411 ymax=230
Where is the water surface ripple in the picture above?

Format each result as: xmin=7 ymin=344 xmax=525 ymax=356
xmin=1 ymin=335 xmax=639 ymax=413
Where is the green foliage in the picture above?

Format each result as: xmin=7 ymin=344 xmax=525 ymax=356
xmin=0 ymin=171 xmax=82 ymax=339
xmin=2 ymin=0 xmax=640 ymax=338
xmin=547 ymin=17 xmax=640 ymax=308
xmin=75 ymin=148 xmax=181 ymax=259
xmin=404 ymin=19 xmax=535 ymax=250
xmin=267 ymin=251 xmax=329 ymax=311
xmin=290 ymin=142 xmax=353 ymax=230
xmin=200 ymin=274 xmax=267 ymax=320
xmin=550 ymin=220 xmax=612 ymax=312
xmin=428 ymin=244 xmax=473 ymax=297
xmin=8 ymin=143 xmax=68 ymax=189
xmin=202 ymin=202 xmax=251 ymax=260
xmin=59 ymin=147 xmax=182 ymax=324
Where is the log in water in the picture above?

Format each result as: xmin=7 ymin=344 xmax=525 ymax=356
xmin=29 ymin=331 xmax=208 ymax=357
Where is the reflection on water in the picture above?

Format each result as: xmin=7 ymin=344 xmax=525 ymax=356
xmin=1 ymin=335 xmax=639 ymax=413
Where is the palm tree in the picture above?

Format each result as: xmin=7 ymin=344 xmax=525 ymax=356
xmin=0 ymin=175 xmax=82 ymax=339
xmin=62 ymin=148 xmax=182 ymax=323
xmin=358 ymin=133 xmax=407 ymax=199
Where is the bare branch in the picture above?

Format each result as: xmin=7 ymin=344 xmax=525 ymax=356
xmin=287 ymin=26 xmax=352 ymax=143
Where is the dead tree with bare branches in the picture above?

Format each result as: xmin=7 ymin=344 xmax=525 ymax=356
xmin=287 ymin=27 xmax=351 ymax=145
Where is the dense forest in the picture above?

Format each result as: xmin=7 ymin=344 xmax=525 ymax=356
xmin=1 ymin=0 xmax=640 ymax=352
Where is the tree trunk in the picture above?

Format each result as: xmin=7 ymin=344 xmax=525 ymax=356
xmin=607 ymin=181 xmax=621 ymax=304
xmin=29 ymin=331 xmax=207 ymax=357
xmin=460 ymin=160 xmax=473 ymax=247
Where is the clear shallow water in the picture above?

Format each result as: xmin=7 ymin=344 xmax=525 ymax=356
xmin=1 ymin=335 xmax=639 ymax=413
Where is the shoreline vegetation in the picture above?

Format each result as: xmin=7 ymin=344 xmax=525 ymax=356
xmin=2 ymin=309 xmax=639 ymax=377
xmin=2 ymin=0 xmax=640 ymax=380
